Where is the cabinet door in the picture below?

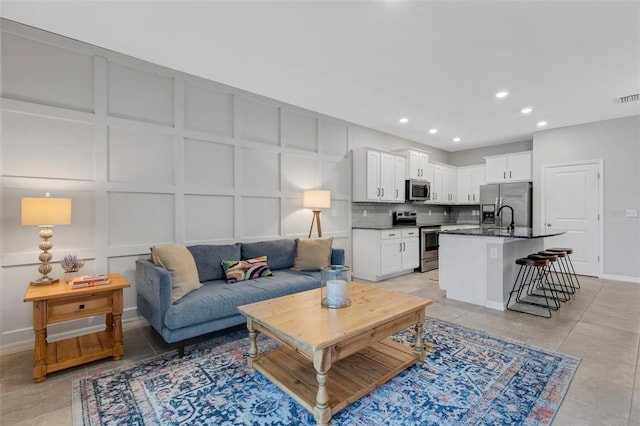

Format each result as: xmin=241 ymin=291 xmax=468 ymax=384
xmin=394 ymin=155 xmax=406 ymax=201
xmin=457 ymin=168 xmax=472 ymax=203
xmin=379 ymin=152 xmax=395 ymax=201
xmin=470 ymin=165 xmax=486 ymax=203
xmin=507 ymin=152 xmax=532 ymax=181
xmin=418 ymin=152 xmax=429 ymax=178
xmin=408 ymin=151 xmax=420 ymax=179
xmin=485 ymin=156 xmax=508 ymax=183
xmin=431 ymin=164 xmax=443 ymax=202
xmin=366 ymin=150 xmax=381 ymax=200
xmin=380 ymin=238 xmax=402 ymax=275
xmin=443 ymin=166 xmax=457 ymax=203
xmin=401 ymin=236 xmax=420 ymax=270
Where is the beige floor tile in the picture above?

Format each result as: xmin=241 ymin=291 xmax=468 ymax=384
xmin=553 ymin=398 xmax=629 ymax=426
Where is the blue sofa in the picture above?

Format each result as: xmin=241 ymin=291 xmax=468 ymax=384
xmin=136 ymin=239 xmax=344 ymax=355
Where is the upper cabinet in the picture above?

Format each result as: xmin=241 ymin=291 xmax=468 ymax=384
xmin=457 ymin=164 xmax=486 ymax=204
xmin=353 ymin=147 xmax=405 ymax=203
xmin=406 ymin=150 xmax=429 ymax=180
xmin=484 ymin=151 xmax=532 ymax=183
xmin=424 ymin=162 xmax=457 ymax=204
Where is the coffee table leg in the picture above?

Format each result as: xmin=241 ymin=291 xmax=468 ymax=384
xmin=415 ymin=310 xmax=426 ymax=362
xmin=313 ymin=349 xmax=331 ymax=425
xmin=247 ymin=319 xmax=258 ymax=369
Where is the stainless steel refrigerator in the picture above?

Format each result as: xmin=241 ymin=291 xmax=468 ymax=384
xmin=479 ymin=182 xmax=532 ymax=228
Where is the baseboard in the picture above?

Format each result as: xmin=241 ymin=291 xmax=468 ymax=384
xmin=602 ymin=274 xmax=640 ymax=284
xmin=484 ymin=300 xmax=506 ymax=311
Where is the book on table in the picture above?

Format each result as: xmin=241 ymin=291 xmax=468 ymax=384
xmin=69 ymin=274 xmax=110 ymax=288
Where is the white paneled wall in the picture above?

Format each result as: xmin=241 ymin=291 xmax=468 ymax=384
xmin=0 ymin=20 xmax=351 ymax=350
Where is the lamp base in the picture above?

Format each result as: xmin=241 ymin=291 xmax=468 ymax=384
xmin=30 ymin=277 xmax=60 ymax=286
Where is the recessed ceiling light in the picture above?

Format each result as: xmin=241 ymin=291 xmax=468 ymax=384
xmin=453 ymin=137 xmax=461 ymax=142
xmin=429 ymin=128 xmax=438 ymax=134
xmin=399 ymin=117 xmax=409 ymax=124
xmin=537 ymin=121 xmax=548 ymax=127
xmin=495 ymin=91 xmax=509 ymax=98
xmin=521 ymin=107 xmax=533 ymax=114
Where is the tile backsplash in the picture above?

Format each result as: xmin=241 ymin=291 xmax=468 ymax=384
xmin=352 ymin=203 xmax=480 ymax=227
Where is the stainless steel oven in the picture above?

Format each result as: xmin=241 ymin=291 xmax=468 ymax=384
xmin=419 ymin=226 xmax=440 ymax=272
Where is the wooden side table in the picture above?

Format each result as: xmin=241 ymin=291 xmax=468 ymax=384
xmin=23 ymin=273 xmax=130 ymax=382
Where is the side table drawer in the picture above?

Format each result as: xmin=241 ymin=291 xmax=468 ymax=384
xmin=47 ymin=293 xmax=113 ymax=323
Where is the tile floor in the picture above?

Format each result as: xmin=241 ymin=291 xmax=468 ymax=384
xmin=1 ymin=272 xmax=639 ymax=425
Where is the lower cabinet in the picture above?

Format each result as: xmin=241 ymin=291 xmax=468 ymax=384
xmin=353 ymin=228 xmax=419 ymax=281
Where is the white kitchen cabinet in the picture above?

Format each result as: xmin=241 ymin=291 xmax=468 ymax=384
xmin=352 ymin=228 xmax=419 ymax=281
xmin=405 ymin=150 xmax=429 ymax=180
xmin=352 ymin=147 xmax=405 ymax=202
xmin=457 ymin=164 xmax=486 ymax=204
xmin=485 ymin=152 xmax=532 ymax=183
xmin=426 ymin=163 xmax=456 ymax=204
xmin=394 ymin=155 xmax=406 ymax=202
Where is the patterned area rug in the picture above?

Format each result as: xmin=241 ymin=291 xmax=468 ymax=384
xmin=72 ymin=318 xmax=579 ymax=425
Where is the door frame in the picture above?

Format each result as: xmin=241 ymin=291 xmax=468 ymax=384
xmin=540 ymin=159 xmax=604 ymax=278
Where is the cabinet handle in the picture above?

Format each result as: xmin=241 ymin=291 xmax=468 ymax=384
xmin=381 ymin=188 xmax=384 ymax=197
xmin=468 ymin=194 xmax=470 ymax=201
xmin=403 ymin=242 xmax=406 ymax=251
xmin=503 ymin=171 xmax=506 ymax=179
xmin=395 ymin=189 xmax=398 ymax=198
xmin=473 ymin=194 xmax=476 ymax=201
xmin=510 ymin=171 xmax=512 ymax=178
xmin=389 ymin=233 xmax=396 ymax=236
xmin=399 ymin=242 xmax=403 ymax=252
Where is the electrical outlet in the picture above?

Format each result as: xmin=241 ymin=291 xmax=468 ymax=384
xmin=389 ymin=210 xmax=393 ymax=216
xmin=489 ymin=248 xmax=498 ymax=258
xmin=363 ymin=210 xmax=367 ymax=217
xmin=428 ymin=210 xmax=432 ymax=216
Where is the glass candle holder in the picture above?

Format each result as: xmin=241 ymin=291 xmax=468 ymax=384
xmin=321 ymin=265 xmax=352 ymax=308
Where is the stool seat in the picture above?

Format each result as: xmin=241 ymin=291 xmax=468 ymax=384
xmin=539 ymin=250 xmax=566 ymax=258
xmin=547 ymin=247 xmax=573 ymax=255
xmin=517 ymin=257 xmax=548 ymax=267
xmin=530 ymin=253 xmax=558 ymax=262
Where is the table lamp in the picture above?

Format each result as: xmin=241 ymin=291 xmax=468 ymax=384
xmin=21 ymin=195 xmax=72 ymax=285
xmin=302 ymin=190 xmax=330 ymax=238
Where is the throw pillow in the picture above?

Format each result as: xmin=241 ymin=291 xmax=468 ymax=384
xmin=151 ymin=245 xmax=202 ymax=303
xmin=221 ymin=255 xmax=273 ymax=284
xmin=292 ymin=237 xmax=333 ymax=271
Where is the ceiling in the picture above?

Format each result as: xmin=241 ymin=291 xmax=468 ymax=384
xmin=1 ymin=1 xmax=639 ymax=152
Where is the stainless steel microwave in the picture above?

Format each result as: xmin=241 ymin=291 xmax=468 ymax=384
xmin=405 ymin=179 xmax=430 ymax=201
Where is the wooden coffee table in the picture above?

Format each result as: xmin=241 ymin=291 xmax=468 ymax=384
xmin=238 ymin=282 xmax=432 ymax=425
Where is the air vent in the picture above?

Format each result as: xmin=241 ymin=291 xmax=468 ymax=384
xmin=617 ymin=93 xmax=640 ymax=104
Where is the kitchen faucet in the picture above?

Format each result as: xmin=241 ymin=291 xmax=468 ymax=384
xmin=497 ymin=205 xmax=515 ymax=231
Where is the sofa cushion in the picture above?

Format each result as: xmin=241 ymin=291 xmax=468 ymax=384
xmin=151 ymin=245 xmax=202 ymax=303
xmin=293 ymin=237 xmax=333 ymax=271
xmin=241 ymin=239 xmax=296 ymax=270
xmin=163 ymin=269 xmax=321 ymax=330
xmin=221 ymin=256 xmax=273 ymax=283
xmin=187 ymin=243 xmax=241 ymax=282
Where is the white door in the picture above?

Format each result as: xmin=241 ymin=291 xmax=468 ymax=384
xmin=380 ymin=238 xmax=402 ymax=275
xmin=379 ymin=152 xmax=395 ymax=201
xmin=543 ymin=162 xmax=601 ymax=276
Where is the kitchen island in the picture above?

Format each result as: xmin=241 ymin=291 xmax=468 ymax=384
xmin=438 ymin=227 xmax=566 ymax=310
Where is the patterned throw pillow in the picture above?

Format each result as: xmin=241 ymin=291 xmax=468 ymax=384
xmin=221 ymin=256 xmax=273 ymax=284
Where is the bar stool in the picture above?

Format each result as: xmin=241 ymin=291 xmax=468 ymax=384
xmin=507 ymin=257 xmax=559 ymax=318
xmin=546 ymin=248 xmax=580 ymax=289
xmin=537 ymin=251 xmax=576 ymax=295
xmin=528 ymin=252 xmax=572 ymax=302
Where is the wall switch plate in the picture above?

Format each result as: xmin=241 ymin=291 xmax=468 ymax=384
xmin=489 ymin=247 xmax=498 ymax=258
xmin=389 ymin=210 xmax=393 ymax=216
xmin=428 ymin=210 xmax=432 ymax=216
xmin=363 ymin=210 xmax=367 ymax=217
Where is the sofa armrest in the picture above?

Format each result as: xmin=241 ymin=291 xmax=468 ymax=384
xmin=330 ymin=248 xmax=345 ymax=265
xmin=135 ymin=259 xmax=172 ymax=332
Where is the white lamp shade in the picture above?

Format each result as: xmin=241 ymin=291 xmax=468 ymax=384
xmin=302 ymin=190 xmax=331 ymax=209
xmin=21 ymin=197 xmax=72 ymax=226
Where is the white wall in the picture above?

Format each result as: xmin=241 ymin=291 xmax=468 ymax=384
xmin=0 ymin=20 xmax=356 ymax=350
xmin=533 ymin=115 xmax=640 ymax=280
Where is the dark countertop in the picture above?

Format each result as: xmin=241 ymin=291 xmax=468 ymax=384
xmin=439 ymin=227 xmax=566 ymax=239
xmin=352 ymin=222 xmax=478 ymax=231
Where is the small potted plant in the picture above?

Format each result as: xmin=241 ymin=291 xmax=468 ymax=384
xmin=60 ymin=254 xmax=85 ymax=282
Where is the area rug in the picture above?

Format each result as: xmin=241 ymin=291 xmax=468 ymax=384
xmin=72 ymin=318 xmax=579 ymax=425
